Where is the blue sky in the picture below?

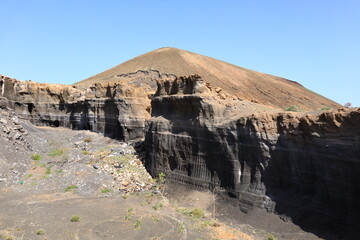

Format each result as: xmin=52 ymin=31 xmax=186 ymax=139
xmin=1 ymin=0 xmax=359 ymax=107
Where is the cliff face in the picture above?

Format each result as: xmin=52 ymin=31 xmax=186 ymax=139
xmin=0 ymin=75 xmax=150 ymax=141
xmin=2 ymin=72 xmax=359 ymax=237
xmin=145 ymin=76 xmax=360 ymax=236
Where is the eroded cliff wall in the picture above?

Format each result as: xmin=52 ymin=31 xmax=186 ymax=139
xmin=0 ymin=75 xmax=150 ymax=141
xmin=145 ymin=76 xmax=360 ymax=237
xmin=2 ymin=73 xmax=359 ymax=237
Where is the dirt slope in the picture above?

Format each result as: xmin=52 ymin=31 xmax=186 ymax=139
xmin=76 ymin=47 xmax=340 ymax=111
xmin=0 ymin=108 xmax=322 ymax=240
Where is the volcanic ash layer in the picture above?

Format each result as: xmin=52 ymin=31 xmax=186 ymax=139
xmin=0 ymin=75 xmax=150 ymax=141
xmin=145 ymin=75 xmax=360 ymax=237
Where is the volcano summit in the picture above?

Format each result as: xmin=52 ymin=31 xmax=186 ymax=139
xmin=77 ymin=47 xmax=340 ymax=111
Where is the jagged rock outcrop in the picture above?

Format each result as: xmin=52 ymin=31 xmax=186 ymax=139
xmin=0 ymin=75 xmax=150 ymax=141
xmin=145 ymin=75 xmax=360 ymax=238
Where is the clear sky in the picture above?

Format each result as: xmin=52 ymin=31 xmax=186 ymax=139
xmin=1 ymin=0 xmax=359 ymax=107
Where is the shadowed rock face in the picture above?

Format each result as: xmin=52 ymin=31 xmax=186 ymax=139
xmin=0 ymin=75 xmax=150 ymax=141
xmin=145 ymin=76 xmax=360 ymax=238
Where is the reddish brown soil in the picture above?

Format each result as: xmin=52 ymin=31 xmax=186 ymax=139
xmin=77 ymin=47 xmax=340 ymax=111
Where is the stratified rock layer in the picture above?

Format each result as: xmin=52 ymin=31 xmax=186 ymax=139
xmin=145 ymin=75 xmax=360 ymax=237
xmin=0 ymin=75 xmax=150 ymax=141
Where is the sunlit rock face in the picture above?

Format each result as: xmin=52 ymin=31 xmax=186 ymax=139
xmin=0 ymin=75 xmax=150 ymax=141
xmin=145 ymin=75 xmax=360 ymax=237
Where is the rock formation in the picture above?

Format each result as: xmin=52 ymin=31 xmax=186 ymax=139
xmin=0 ymin=47 xmax=342 ymax=142
xmin=145 ymin=75 xmax=360 ymax=237
xmin=1 ymin=47 xmax=358 ymax=238
xmin=0 ymin=75 xmax=150 ymax=141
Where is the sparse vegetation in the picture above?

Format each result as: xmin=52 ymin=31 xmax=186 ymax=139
xmin=158 ymin=172 xmax=165 ymax=184
xmin=179 ymin=207 xmax=205 ymax=219
xmin=124 ymin=208 xmax=133 ymax=222
xmin=154 ymin=172 xmax=166 ymax=194
xmin=70 ymin=215 xmax=80 ymax=222
xmin=30 ymin=153 xmax=42 ymax=160
xmin=26 ymin=173 xmax=33 ymax=178
xmin=134 ymin=219 xmax=141 ymax=230
xmin=267 ymin=233 xmax=277 ymax=240
xmin=152 ymin=203 xmax=164 ymax=211
xmin=151 ymin=215 xmax=160 ymax=223
xmin=48 ymin=148 xmax=64 ymax=157
xmin=45 ymin=167 xmax=51 ymax=175
xmin=65 ymin=185 xmax=78 ymax=192
xmin=200 ymin=220 xmax=220 ymax=228
xmin=82 ymin=150 xmax=91 ymax=155
xmin=321 ymin=107 xmax=331 ymax=111
xmin=284 ymin=106 xmax=301 ymax=112
xmin=36 ymin=228 xmax=45 ymax=235
xmin=101 ymin=188 xmax=112 ymax=193
xmin=83 ymin=137 xmax=92 ymax=143
xmin=177 ymin=222 xmax=185 ymax=233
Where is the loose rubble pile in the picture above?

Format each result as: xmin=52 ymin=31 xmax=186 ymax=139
xmin=94 ymin=143 xmax=156 ymax=193
xmin=0 ymin=106 xmax=157 ymax=196
xmin=74 ymin=140 xmax=157 ymax=194
xmin=0 ymin=108 xmax=31 ymax=150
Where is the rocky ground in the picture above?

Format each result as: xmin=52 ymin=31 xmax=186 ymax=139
xmin=0 ymin=107 xmax=322 ymax=240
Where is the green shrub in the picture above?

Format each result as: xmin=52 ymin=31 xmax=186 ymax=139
xmin=152 ymin=203 xmax=164 ymax=211
xmin=267 ymin=233 xmax=277 ymax=240
xmin=321 ymin=107 xmax=331 ymax=111
xmin=180 ymin=208 xmax=204 ymax=219
xmin=151 ymin=215 xmax=159 ymax=223
xmin=134 ymin=220 xmax=141 ymax=230
xmin=177 ymin=222 xmax=185 ymax=233
xmin=65 ymin=185 xmax=78 ymax=192
xmin=189 ymin=208 xmax=204 ymax=219
xmin=124 ymin=208 xmax=133 ymax=222
xmin=70 ymin=215 xmax=80 ymax=222
xmin=201 ymin=220 xmax=220 ymax=228
xmin=36 ymin=229 xmax=45 ymax=235
xmin=45 ymin=167 xmax=51 ymax=175
xmin=158 ymin=172 xmax=166 ymax=184
xmin=48 ymin=149 xmax=64 ymax=157
xmin=82 ymin=150 xmax=91 ymax=155
xmin=101 ymin=188 xmax=112 ymax=193
xmin=284 ymin=106 xmax=301 ymax=112
xmin=31 ymin=154 xmax=42 ymax=160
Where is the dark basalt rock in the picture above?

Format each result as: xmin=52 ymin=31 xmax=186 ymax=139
xmin=145 ymin=76 xmax=360 ymax=239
